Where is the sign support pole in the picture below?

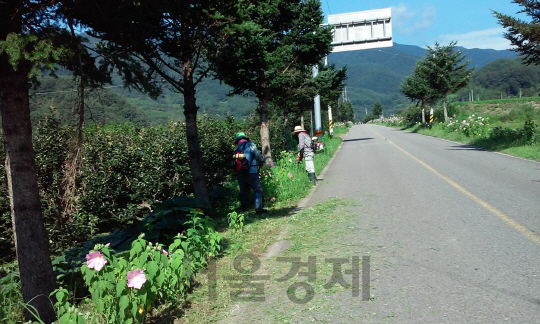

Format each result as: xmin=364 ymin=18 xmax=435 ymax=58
xmin=312 ymin=65 xmax=322 ymax=137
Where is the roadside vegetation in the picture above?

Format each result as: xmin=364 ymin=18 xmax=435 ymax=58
xmin=0 ymin=115 xmax=349 ymax=323
xmin=376 ymin=100 xmax=540 ymax=161
xmin=385 ymin=0 xmax=540 ymax=163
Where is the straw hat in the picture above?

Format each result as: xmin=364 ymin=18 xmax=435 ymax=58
xmin=292 ymin=126 xmax=306 ymax=133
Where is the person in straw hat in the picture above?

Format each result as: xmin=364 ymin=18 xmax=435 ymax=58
xmin=292 ymin=126 xmax=317 ymax=185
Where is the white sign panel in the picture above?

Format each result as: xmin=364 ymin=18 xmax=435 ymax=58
xmin=327 ymin=8 xmax=392 ymax=53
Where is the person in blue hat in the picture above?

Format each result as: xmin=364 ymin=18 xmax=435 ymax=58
xmin=233 ymin=132 xmax=267 ymax=213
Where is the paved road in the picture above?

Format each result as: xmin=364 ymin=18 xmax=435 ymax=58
xmin=307 ymin=124 xmax=540 ymax=323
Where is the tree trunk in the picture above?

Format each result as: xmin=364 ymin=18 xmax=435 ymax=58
xmin=183 ymin=77 xmax=210 ymax=205
xmin=421 ymin=104 xmax=426 ymax=124
xmin=443 ymin=93 xmax=448 ymax=122
xmin=0 ymin=60 xmax=57 ymax=323
xmin=283 ymin=103 xmax=290 ymax=151
xmin=257 ymin=94 xmax=272 ymax=164
xmin=300 ymin=112 xmax=305 ymax=130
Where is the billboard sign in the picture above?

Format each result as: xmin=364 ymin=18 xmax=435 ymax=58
xmin=327 ymin=8 xmax=392 ymax=53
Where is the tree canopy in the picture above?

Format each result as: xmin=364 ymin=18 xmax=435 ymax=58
xmin=73 ymin=0 xmax=240 ymax=204
xmin=417 ymin=41 xmax=474 ymax=120
xmin=209 ymin=0 xmax=333 ymax=163
xmin=495 ymin=0 xmax=540 ymax=65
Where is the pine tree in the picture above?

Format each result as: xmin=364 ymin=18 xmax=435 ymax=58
xmin=73 ymin=0 xmax=239 ymax=205
xmin=372 ymin=101 xmax=383 ymax=118
xmin=419 ymin=42 xmax=474 ymax=121
xmin=208 ymin=0 xmax=333 ymax=164
xmin=400 ymin=58 xmax=440 ymax=123
xmin=495 ymin=0 xmax=540 ymax=65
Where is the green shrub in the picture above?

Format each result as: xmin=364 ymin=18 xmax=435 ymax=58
xmin=489 ymin=118 xmax=538 ymax=145
xmin=0 ymin=115 xmax=238 ymax=263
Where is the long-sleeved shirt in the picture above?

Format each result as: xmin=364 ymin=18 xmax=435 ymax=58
xmin=235 ymin=140 xmax=259 ymax=173
xmin=298 ymin=131 xmax=313 ymax=155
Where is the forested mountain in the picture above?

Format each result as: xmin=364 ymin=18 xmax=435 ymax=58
xmin=328 ymin=43 xmax=517 ymax=119
xmin=453 ymin=57 xmax=540 ymax=101
xmin=30 ymin=75 xmax=150 ymax=125
xmin=29 ymin=43 xmax=517 ymax=124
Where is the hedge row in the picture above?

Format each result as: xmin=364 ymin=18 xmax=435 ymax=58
xmin=0 ymin=115 xmax=243 ymax=262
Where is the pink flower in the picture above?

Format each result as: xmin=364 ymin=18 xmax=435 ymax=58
xmin=276 ymin=178 xmax=279 ymax=182
xmin=127 ymin=269 xmax=147 ymax=290
xmin=86 ymin=251 xmax=107 ymax=271
xmin=269 ymin=161 xmax=274 ymax=167
xmin=161 ymin=249 xmax=169 ymax=257
xmin=105 ymin=243 xmax=111 ymax=247
xmin=289 ymin=158 xmax=292 ymax=163
xmin=288 ymin=172 xmax=293 ymax=180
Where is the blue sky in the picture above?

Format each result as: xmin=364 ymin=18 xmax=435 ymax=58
xmin=322 ymin=0 xmax=526 ymax=50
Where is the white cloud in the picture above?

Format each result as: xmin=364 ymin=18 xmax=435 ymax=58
xmin=437 ymin=28 xmax=515 ymax=50
xmin=392 ymin=3 xmax=437 ymax=35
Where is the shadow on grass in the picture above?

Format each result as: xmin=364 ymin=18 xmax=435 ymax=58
xmin=147 ymin=294 xmax=193 ymax=324
xmin=469 ymin=137 xmax=525 ymax=152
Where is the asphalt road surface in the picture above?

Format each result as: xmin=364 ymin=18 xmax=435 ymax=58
xmin=306 ymin=124 xmax=540 ymax=323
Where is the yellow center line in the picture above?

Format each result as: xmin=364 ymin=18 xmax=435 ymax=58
xmin=370 ymin=127 xmax=540 ymax=245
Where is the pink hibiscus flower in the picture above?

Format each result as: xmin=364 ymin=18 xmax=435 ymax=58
xmin=127 ymin=269 xmax=147 ymax=290
xmin=86 ymin=251 xmax=107 ymax=271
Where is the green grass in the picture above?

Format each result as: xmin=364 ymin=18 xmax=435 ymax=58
xmin=260 ymin=128 xmax=347 ymax=205
xmin=381 ymin=102 xmax=540 ymax=161
xmin=380 ymin=122 xmax=540 ymax=161
xmin=451 ymin=96 xmax=540 ymax=106
xmin=177 ymin=198 xmax=360 ymax=323
xmin=172 ymin=128 xmax=350 ymax=323
xmin=0 ymin=264 xmax=25 ymax=324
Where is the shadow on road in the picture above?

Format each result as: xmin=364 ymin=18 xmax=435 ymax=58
xmin=446 ymin=144 xmax=487 ymax=151
xmin=343 ymin=137 xmax=375 ymax=142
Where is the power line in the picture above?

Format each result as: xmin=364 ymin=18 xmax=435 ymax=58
xmin=325 ymin=0 xmax=331 ymax=15
xmin=375 ymin=48 xmax=419 ymax=61
xmin=33 ymin=85 xmax=124 ymax=95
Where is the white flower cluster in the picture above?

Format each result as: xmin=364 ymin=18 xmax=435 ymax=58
xmin=444 ymin=114 xmax=490 ymax=137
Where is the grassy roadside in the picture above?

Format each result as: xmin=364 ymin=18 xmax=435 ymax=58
xmin=173 ymin=129 xmax=351 ymax=323
xmin=0 ymin=127 xmax=350 ymax=324
xmin=177 ymin=198 xmax=362 ymax=324
xmin=376 ymin=99 xmax=540 ymax=161
xmin=379 ymin=122 xmax=540 ymax=161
